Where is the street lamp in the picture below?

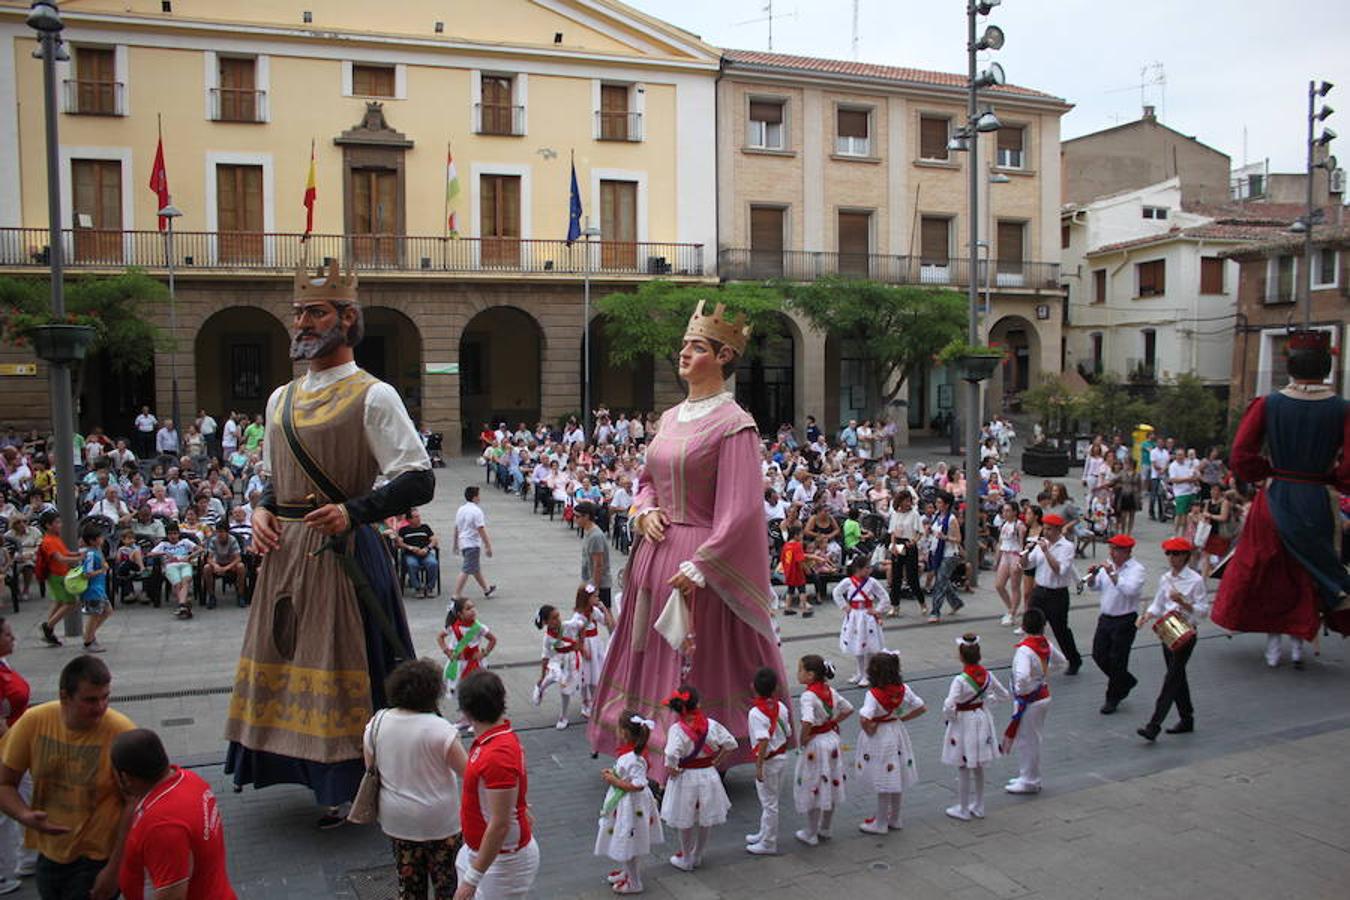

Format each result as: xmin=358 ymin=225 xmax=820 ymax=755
xmin=158 ymin=203 xmax=183 ymax=433
xmin=986 ymin=167 xmax=1011 ymax=317
xmin=580 ymin=222 xmax=602 ymax=440
xmin=1302 ymin=78 xmax=1335 ymax=327
xmin=29 ymin=0 xmax=82 ymax=636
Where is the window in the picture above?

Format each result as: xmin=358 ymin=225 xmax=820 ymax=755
xmin=1142 ymin=329 xmax=1157 ymax=375
xmin=480 ymin=174 xmax=522 ymax=266
xmin=477 ymin=75 xmax=520 ymax=136
xmin=837 ymin=211 xmax=871 ymax=276
xmin=351 ymin=64 xmax=395 ymax=98
xmin=1093 ymin=268 xmax=1107 ymax=303
xmin=835 ymin=107 xmax=871 ymax=156
xmin=1142 ymin=205 xmax=1169 ymax=220
xmin=919 ymin=115 xmax=949 ymax=161
xmin=1313 ymin=248 xmax=1340 ymax=288
xmin=1136 ymin=259 xmax=1166 ymax=296
xmin=216 ymin=164 xmax=264 ymax=263
xmin=70 ymin=47 xmax=119 ymax=115
xmin=1199 ymin=257 xmax=1225 ymax=294
xmin=996 ymin=220 xmax=1025 ymax=274
xmin=71 ymin=159 xmax=122 ymax=263
xmin=749 ymin=206 xmax=785 ymax=278
xmin=996 ymin=126 xmax=1025 ymax=169
xmin=1267 ymin=255 xmax=1296 ymax=303
xmin=1090 ymin=332 xmax=1104 ymax=375
xmin=920 ymin=216 xmax=951 ymax=265
xmin=599 ymin=179 xmax=637 ymax=269
xmin=350 ymin=167 xmax=399 ymax=265
xmin=598 ymin=84 xmax=634 ymax=141
xmin=1060 ymin=222 xmax=1071 ymax=250
xmin=748 ymin=99 xmax=785 ymax=150
xmin=213 ymin=56 xmax=262 ymax=122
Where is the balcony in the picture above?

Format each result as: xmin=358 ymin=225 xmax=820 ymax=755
xmin=209 ymin=88 xmax=268 ymax=123
xmin=596 ymin=110 xmax=643 ymax=142
xmin=0 ymin=228 xmax=706 ymax=279
xmin=61 ymin=79 xmax=125 ymax=116
xmin=473 ymin=103 xmax=525 ymax=136
xmin=718 ymin=248 xmax=1061 ymax=290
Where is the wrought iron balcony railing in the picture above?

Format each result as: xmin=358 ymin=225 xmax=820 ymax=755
xmin=718 ymin=248 xmax=1061 ymax=289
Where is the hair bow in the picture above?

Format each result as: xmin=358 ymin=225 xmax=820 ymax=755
xmin=955 ymin=634 xmax=981 ymax=647
xmin=584 ymin=583 xmax=597 ymax=594
xmin=665 ymin=689 xmax=691 ymax=705
xmin=629 ymin=715 xmax=656 ymax=729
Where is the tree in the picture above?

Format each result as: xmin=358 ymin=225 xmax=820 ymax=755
xmin=786 ymin=277 xmax=965 ymax=411
xmin=596 ymin=280 xmax=787 ymax=381
xmin=1081 ymin=373 xmax=1156 ymax=439
xmin=1021 ymin=375 xmax=1087 ymax=438
xmin=1153 ymin=373 xmax=1225 ymax=451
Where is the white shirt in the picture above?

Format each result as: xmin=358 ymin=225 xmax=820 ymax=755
xmin=199 ymin=415 xmax=217 ymax=436
xmin=89 ymin=498 xmax=130 ymax=522
xmin=1149 ymin=446 xmax=1171 ymax=480
xmin=888 ymin=507 xmax=922 ymax=542
xmin=799 ymin=687 xmax=854 ymax=729
xmin=663 ymin=717 xmax=737 ymax=768
xmin=1089 ymin=557 xmax=1147 ymax=617
xmin=362 ymin=709 xmax=461 ymax=842
xmin=135 ymin=413 xmax=157 ymax=433
xmin=764 ymin=498 xmax=789 ymax=522
xmin=455 ymin=502 xmax=486 ymax=549
xmin=1146 ymin=566 xmax=1209 ymax=627
xmin=832 ymin=575 xmax=891 ymax=613
xmin=262 ymin=361 xmax=431 ymax=484
xmin=1027 ymin=537 xmax=1076 ymax=589
xmin=222 ymin=419 xmax=240 ymax=448
xmin=1011 ymin=640 xmax=1067 ymax=697
xmin=747 ymin=700 xmax=790 ymax=757
xmin=1168 ymin=459 xmax=1199 ymax=497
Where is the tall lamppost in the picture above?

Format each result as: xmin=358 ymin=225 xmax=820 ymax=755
xmin=580 ymin=222 xmax=602 ymax=439
xmin=158 ymin=203 xmax=184 ymax=431
xmin=1296 ymin=80 xmax=1335 ymax=328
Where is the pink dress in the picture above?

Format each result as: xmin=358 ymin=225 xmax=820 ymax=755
xmin=586 ymin=396 xmax=789 ymax=777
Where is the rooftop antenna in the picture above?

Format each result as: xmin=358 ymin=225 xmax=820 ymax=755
xmin=852 ymin=0 xmax=860 ymax=60
xmin=1140 ymin=61 xmax=1165 ymax=119
xmin=733 ymin=1 xmax=796 ymax=51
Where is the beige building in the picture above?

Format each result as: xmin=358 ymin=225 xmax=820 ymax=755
xmin=0 ymin=0 xmax=719 ymax=446
xmin=716 ymin=50 xmax=1070 ymax=435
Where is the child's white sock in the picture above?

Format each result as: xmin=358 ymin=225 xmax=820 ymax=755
xmin=958 ymin=768 xmax=972 ymax=812
xmin=819 ymin=809 xmax=834 ymax=835
xmin=693 ymin=825 xmax=710 ymax=864
xmin=875 ymin=795 xmax=889 ymax=823
xmin=855 ymin=655 xmax=867 ymax=680
xmin=559 ymin=693 xmax=571 ymax=720
xmin=679 ymin=827 xmax=697 ymax=859
xmin=971 ymin=768 xmax=985 ymax=815
xmin=888 ymin=792 xmax=903 ymax=827
xmin=805 ymin=809 xmax=822 ymax=838
xmin=624 ymin=857 xmax=642 ymax=890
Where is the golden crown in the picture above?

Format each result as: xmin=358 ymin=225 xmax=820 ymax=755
xmin=684 ymin=300 xmax=750 ymax=355
xmin=293 ymin=251 xmax=358 ymax=305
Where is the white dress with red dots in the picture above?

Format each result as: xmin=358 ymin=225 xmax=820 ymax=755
xmin=941 ymin=669 xmax=1011 ymax=768
xmin=594 ymin=750 xmax=663 ymax=861
xmin=853 ymin=686 xmax=923 ymax=793
xmin=793 ymin=687 xmax=853 ymax=813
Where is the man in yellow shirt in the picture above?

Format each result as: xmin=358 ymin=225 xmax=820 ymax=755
xmin=0 ymin=656 xmax=135 ymax=900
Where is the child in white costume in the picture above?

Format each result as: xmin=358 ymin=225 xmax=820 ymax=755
xmin=854 ymin=651 xmax=926 ymax=833
xmin=568 ymin=583 xmax=614 ymax=717
xmin=435 ymin=597 xmax=497 ymax=730
xmin=832 ymin=557 xmax=891 ymax=685
xmin=660 ymin=685 xmax=737 ymax=872
xmin=942 ymin=633 xmax=1010 ymax=821
xmin=793 ymin=654 xmax=855 ymax=846
xmin=745 ymin=666 xmax=792 ymax=856
xmin=597 ymin=713 xmax=664 ymax=895
xmin=1003 ymin=608 xmax=1066 ymax=795
xmin=530 ymin=603 xmax=585 ymax=729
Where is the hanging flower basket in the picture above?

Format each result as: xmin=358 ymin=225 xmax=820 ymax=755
xmin=30 ymin=324 xmax=97 ymax=364
xmin=935 ymin=339 xmax=1006 ymax=383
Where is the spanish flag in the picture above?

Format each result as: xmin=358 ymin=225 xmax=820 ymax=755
xmin=302 ymin=139 xmax=317 ymax=236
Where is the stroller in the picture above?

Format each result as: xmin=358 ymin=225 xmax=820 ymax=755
xmin=424 ymin=431 xmax=445 ymax=468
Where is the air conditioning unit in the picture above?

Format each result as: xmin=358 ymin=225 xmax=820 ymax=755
xmin=1330 ymin=168 xmax=1346 ymax=195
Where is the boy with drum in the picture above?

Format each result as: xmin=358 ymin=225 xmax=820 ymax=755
xmin=1135 ymin=537 xmax=1208 ymax=741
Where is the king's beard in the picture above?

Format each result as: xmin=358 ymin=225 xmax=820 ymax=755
xmin=289 ymin=322 xmax=347 ymax=360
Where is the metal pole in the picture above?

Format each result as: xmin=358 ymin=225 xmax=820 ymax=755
xmin=38 ymin=25 xmax=80 ymax=636
xmin=167 ymin=217 xmax=181 ymax=431
xmin=963 ymin=1 xmax=982 ymax=584
xmin=1303 ymin=80 xmax=1315 ymax=329
xmin=583 ymin=232 xmax=591 ymax=439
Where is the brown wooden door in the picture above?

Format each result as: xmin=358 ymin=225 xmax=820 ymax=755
xmin=600 ymin=180 xmax=637 ymax=270
xmin=837 ymin=211 xmax=870 ymax=276
xmin=480 ymin=174 xmax=521 ymax=267
xmin=600 ymin=84 xmax=629 ymax=140
xmin=76 ymin=47 xmax=116 ymax=115
xmin=749 ymin=206 xmax=784 ymax=278
xmin=216 ymin=164 xmax=264 ymax=263
xmin=72 ymin=159 xmax=122 ymax=263
xmin=219 ymin=57 xmax=256 ymax=122
xmin=351 ymin=168 xmax=398 ymax=265
xmin=481 ymin=76 xmax=514 ymax=135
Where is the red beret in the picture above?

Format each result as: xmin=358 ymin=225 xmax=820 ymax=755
xmin=1042 ymin=513 xmax=1066 ymax=526
xmin=1161 ymin=537 xmax=1194 ymax=553
xmin=1107 ymin=534 xmax=1136 ymax=549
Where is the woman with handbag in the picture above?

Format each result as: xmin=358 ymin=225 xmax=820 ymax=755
xmin=356 ymin=659 xmax=468 ymax=900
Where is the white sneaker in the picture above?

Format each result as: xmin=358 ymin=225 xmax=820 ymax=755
xmin=581 ymin=704 xmax=592 ymax=718
xmin=1005 ymin=780 xmax=1040 ymax=795
xmin=746 ymin=841 xmax=777 ymax=855
xmin=530 ymin=684 xmax=543 ymax=706
xmin=857 ymin=678 xmax=870 ymax=688
xmin=945 ymin=805 xmax=972 ymax=821
xmin=970 ymin=804 xmax=986 ymax=819
xmin=0 ymin=877 xmax=18 ymax=895
xmin=793 ymin=829 xmax=819 ymax=846
xmin=847 ymin=674 xmax=862 ymax=685
xmin=745 ymin=832 xmax=763 ymax=844
xmin=669 ymin=853 xmax=695 ymax=872
xmin=1000 ymin=614 xmax=1014 ymax=626
xmin=859 ymin=818 xmax=888 ymax=835
xmin=1013 ymin=626 xmax=1025 ymax=635
xmin=555 ymin=717 xmax=569 ymax=730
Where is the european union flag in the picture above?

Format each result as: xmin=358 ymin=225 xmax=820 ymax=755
xmin=567 ymin=158 xmax=583 ymax=245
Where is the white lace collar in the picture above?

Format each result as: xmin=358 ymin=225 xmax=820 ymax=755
xmin=676 ymin=391 xmax=734 ymax=423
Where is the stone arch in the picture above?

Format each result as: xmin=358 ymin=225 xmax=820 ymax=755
xmin=736 ymin=310 xmax=800 ymax=433
xmin=988 ymin=314 xmax=1043 ymax=413
xmin=356 ymin=306 xmax=423 ymax=424
xmin=193 ymin=306 xmax=291 ymax=419
xmin=458 ymin=305 xmax=544 ymax=448
xmin=584 ymin=314 xmax=654 ymax=416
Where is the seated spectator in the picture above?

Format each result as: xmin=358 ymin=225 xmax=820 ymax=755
xmin=121 ymin=472 xmax=151 ymax=511
xmin=145 ymin=484 xmax=178 ymax=521
xmin=226 ymin=506 xmax=254 ymax=553
xmin=179 ymin=509 xmax=208 ymax=544
xmin=148 ymin=523 xmax=200 ymax=619
xmin=88 ymin=486 xmax=132 ymax=528
xmin=108 ymin=439 xmax=137 ymax=471
xmin=112 ymin=529 xmax=148 ymax=604
xmin=396 ymin=509 xmax=439 ymax=598
xmin=130 ymin=506 xmax=166 ymax=547
xmin=163 ymin=468 xmax=192 ymax=513
xmin=3 ymin=515 xmax=39 ymax=600
xmin=193 ymin=492 xmax=225 ymax=530
xmin=202 ymin=529 xmax=245 ymax=608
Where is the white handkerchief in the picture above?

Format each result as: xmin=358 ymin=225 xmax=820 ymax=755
xmin=653 ymin=588 xmax=690 ymax=651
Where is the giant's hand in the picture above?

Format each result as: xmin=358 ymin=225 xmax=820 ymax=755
xmin=304 ymin=503 xmax=351 ymax=536
xmin=252 ymin=506 xmax=280 ymax=555
xmin=636 ymin=508 xmax=669 ymax=543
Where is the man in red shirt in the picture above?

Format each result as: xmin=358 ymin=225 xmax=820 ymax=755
xmin=111 ymin=730 xmax=235 ymax=900
xmin=455 ymin=672 xmax=538 ymax=899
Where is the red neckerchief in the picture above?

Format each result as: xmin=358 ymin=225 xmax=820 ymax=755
xmin=806 ymin=681 xmax=834 ymax=716
xmin=870 ymin=684 xmax=907 ymax=714
xmin=962 ymin=664 xmax=989 ymax=686
xmin=547 ymin=625 xmax=581 ymax=655
xmin=752 ymin=696 xmax=782 ymax=738
xmin=1017 ymin=636 xmax=1052 ymax=667
xmin=615 ymin=741 xmax=648 ymax=766
xmin=677 ymin=710 xmax=710 ymax=757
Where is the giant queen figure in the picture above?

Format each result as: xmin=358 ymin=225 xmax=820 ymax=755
xmin=587 ymin=302 xmax=792 ymax=771
xmin=224 ymin=257 xmax=433 ymax=825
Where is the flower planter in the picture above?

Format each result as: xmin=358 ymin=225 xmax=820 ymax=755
xmin=1022 ymin=444 xmax=1071 ymax=477
xmin=956 ymin=353 xmax=1003 ymax=383
xmin=30 ymin=324 xmax=97 ymax=364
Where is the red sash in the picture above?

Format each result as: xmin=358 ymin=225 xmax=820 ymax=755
xmin=847 ymin=576 xmax=870 ymax=609
xmin=956 ymin=665 xmax=990 ymax=711
xmin=452 ymin=621 xmax=482 ymax=676
xmin=677 ymin=712 xmax=714 ymax=769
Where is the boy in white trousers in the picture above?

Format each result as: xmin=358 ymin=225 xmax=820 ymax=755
xmin=1003 ymin=607 xmax=1066 ymax=794
xmin=746 ymin=667 xmax=791 ymax=855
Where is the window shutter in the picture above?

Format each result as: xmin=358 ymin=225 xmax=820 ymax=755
xmin=920 ymin=217 xmax=950 ymax=263
xmin=996 ymin=221 xmax=1024 ymax=263
xmin=1200 ymin=257 xmax=1224 ymax=294
xmin=837 ymin=108 xmax=869 ymax=139
xmin=837 ymin=212 xmax=870 ymax=255
xmin=919 ymin=117 xmax=949 ymax=159
xmin=750 ymin=207 xmax=784 ymax=251
xmin=750 ymin=100 xmax=783 ymax=124
xmin=997 ymin=127 xmax=1023 ymax=152
xmin=1094 ymin=269 xmax=1106 ymax=302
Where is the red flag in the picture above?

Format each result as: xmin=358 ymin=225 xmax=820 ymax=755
xmin=302 ymin=139 xmax=317 ymax=236
xmin=149 ymin=136 xmax=170 ymax=231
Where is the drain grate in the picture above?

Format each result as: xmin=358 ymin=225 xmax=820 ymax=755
xmin=346 ymin=865 xmax=398 ymax=900
xmin=115 ymin=686 xmax=235 ymax=704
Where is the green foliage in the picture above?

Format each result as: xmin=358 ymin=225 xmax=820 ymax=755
xmin=1081 ymin=373 xmax=1156 ymax=437
xmin=1153 ymin=373 xmax=1225 ymax=451
xmin=787 ymin=277 xmax=966 ymax=406
xmin=935 ymin=339 xmax=1006 ymax=366
xmin=1021 ymin=375 xmax=1088 ymax=436
xmin=596 ymin=281 xmax=787 ymax=376
xmin=0 ymin=270 xmax=166 ymax=375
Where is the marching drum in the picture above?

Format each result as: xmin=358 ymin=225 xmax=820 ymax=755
xmin=1153 ymin=609 xmax=1197 ymax=652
